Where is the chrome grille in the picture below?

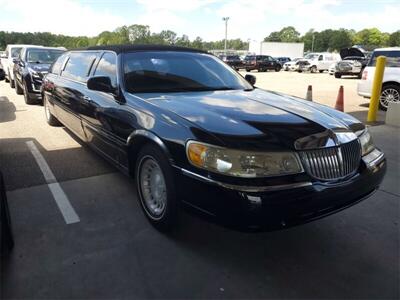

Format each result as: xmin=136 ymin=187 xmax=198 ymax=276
xmin=299 ymin=140 xmax=361 ymax=181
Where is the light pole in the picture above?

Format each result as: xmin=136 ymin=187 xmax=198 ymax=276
xmin=311 ymin=34 xmax=315 ymax=52
xmin=222 ymin=17 xmax=229 ymax=54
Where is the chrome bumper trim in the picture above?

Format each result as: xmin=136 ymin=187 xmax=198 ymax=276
xmin=363 ymin=149 xmax=385 ymax=169
xmin=178 ymin=168 xmax=312 ymax=193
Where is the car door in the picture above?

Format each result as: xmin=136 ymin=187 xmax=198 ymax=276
xmin=53 ymin=51 xmax=99 ymax=140
xmin=80 ymin=51 xmax=131 ymax=170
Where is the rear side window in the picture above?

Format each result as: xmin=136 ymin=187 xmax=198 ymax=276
xmin=369 ymin=51 xmax=400 ymax=68
xmin=50 ymin=54 xmax=66 ymax=75
xmin=62 ymin=52 xmax=97 ymax=82
xmin=94 ymin=52 xmax=117 ymax=88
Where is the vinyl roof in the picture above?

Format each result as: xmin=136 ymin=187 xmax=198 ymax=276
xmin=85 ymin=44 xmax=208 ymax=54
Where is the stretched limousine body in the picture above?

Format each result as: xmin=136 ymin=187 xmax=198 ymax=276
xmin=42 ymin=45 xmax=386 ymax=231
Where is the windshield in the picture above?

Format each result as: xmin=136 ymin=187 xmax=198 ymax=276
xmin=27 ymin=49 xmax=65 ymax=64
xmin=11 ymin=47 xmax=22 ymax=58
xmin=304 ymin=53 xmax=319 ymax=60
xmin=123 ymin=51 xmax=253 ymax=93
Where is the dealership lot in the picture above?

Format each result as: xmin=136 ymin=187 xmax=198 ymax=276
xmin=1 ymin=74 xmax=399 ymax=300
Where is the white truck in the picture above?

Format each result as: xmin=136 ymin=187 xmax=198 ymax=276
xmin=2 ymin=44 xmax=38 ymax=88
xmin=357 ymin=47 xmax=400 ymax=110
xmin=303 ymin=52 xmax=341 ymax=73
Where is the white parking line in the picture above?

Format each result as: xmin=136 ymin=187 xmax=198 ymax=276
xmin=26 ymin=141 xmax=80 ymax=224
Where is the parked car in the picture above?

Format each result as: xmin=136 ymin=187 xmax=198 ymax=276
xmin=42 ymin=44 xmax=386 ymax=231
xmin=243 ymin=55 xmax=281 ymax=72
xmin=358 ymin=47 xmax=400 ymax=110
xmin=304 ymin=52 xmax=340 ymax=73
xmin=13 ymin=46 xmax=65 ymax=104
xmin=334 ymin=47 xmax=369 ymax=79
xmin=219 ymin=54 xmax=244 ymax=70
xmin=297 ymin=60 xmax=312 ymax=72
xmin=275 ymin=57 xmax=291 ymax=66
xmin=3 ymin=44 xmax=39 ymax=88
xmin=283 ymin=57 xmax=303 ymax=71
xmin=0 ymin=52 xmax=5 ymax=81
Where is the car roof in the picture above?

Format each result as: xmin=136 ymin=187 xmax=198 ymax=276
xmin=24 ymin=46 xmax=66 ymax=51
xmin=84 ymin=44 xmax=208 ymax=54
xmin=373 ymin=47 xmax=400 ymax=52
xmin=7 ymin=44 xmax=41 ymax=48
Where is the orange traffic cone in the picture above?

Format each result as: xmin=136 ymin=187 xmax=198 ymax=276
xmin=305 ymin=85 xmax=313 ymax=101
xmin=335 ymin=85 xmax=344 ymax=112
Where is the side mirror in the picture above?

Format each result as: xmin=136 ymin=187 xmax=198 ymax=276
xmin=87 ymin=76 xmax=115 ymax=94
xmin=12 ymin=58 xmax=19 ymax=64
xmin=245 ymin=74 xmax=256 ymax=86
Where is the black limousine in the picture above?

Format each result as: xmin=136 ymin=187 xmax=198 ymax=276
xmin=42 ymin=45 xmax=386 ymax=231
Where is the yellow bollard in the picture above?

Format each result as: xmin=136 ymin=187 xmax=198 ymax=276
xmin=367 ymin=56 xmax=386 ymax=122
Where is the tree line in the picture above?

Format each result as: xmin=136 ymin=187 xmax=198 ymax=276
xmin=264 ymin=26 xmax=400 ymax=51
xmin=0 ymin=24 xmax=399 ymax=52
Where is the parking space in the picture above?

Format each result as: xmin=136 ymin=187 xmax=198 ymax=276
xmin=1 ymin=77 xmax=399 ymax=299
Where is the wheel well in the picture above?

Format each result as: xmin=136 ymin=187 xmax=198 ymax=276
xmin=382 ymin=81 xmax=400 ymax=89
xmin=127 ymin=136 xmax=167 ymax=177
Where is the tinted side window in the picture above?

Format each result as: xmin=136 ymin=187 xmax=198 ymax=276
xmin=50 ymin=54 xmax=66 ymax=75
xmin=369 ymin=51 xmax=400 ymax=68
xmin=62 ymin=52 xmax=97 ymax=82
xmin=94 ymin=52 xmax=117 ymax=88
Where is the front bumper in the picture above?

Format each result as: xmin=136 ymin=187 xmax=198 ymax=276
xmin=176 ymin=150 xmax=386 ymax=230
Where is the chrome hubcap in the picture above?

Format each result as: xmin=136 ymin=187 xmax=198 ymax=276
xmin=380 ymin=88 xmax=400 ymax=108
xmin=139 ymin=157 xmax=166 ymax=218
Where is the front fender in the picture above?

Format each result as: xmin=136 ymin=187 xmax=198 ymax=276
xmin=127 ymin=129 xmax=174 ymax=164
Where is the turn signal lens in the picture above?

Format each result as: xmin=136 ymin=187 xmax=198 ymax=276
xmin=187 ymin=143 xmax=208 ymax=167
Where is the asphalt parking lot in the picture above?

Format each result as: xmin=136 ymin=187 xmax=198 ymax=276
xmin=1 ymin=74 xmax=399 ymax=299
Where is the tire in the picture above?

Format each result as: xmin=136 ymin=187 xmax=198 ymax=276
xmin=44 ymin=95 xmax=61 ymax=126
xmin=334 ymin=73 xmax=341 ymax=79
xmin=8 ymin=71 xmax=15 ymax=88
xmin=319 ymin=70 xmax=324 ymax=73
xmin=379 ymin=84 xmax=400 ymax=111
xmin=15 ymin=79 xmax=23 ymax=95
xmin=23 ymin=81 xmax=34 ymax=104
xmin=246 ymin=69 xmax=251 ymax=72
xmin=135 ymin=144 xmax=179 ymax=231
xmin=310 ymin=66 xmax=317 ymax=73
xmin=275 ymin=66 xmax=281 ymax=72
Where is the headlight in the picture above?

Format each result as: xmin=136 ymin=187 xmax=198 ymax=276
xmin=358 ymin=129 xmax=375 ymax=156
xmin=354 ymin=61 xmax=362 ymax=67
xmin=28 ymin=67 xmax=40 ymax=78
xmin=186 ymin=141 xmax=303 ymax=177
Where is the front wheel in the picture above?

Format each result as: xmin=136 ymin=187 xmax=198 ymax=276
xmin=15 ymin=79 xmax=23 ymax=95
xmin=379 ymin=84 xmax=400 ymax=111
xmin=334 ymin=73 xmax=341 ymax=78
xmin=8 ymin=71 xmax=15 ymax=88
xmin=44 ymin=95 xmax=61 ymax=126
xmin=275 ymin=66 xmax=281 ymax=72
xmin=310 ymin=66 xmax=317 ymax=73
xmin=135 ymin=144 xmax=179 ymax=231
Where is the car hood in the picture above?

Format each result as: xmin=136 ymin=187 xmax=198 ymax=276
xmin=27 ymin=62 xmax=51 ymax=73
xmin=340 ymin=48 xmax=365 ymax=59
xmin=135 ymin=89 xmax=364 ymax=150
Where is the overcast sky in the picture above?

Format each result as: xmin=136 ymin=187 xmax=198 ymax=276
xmin=0 ymin=0 xmax=399 ymax=41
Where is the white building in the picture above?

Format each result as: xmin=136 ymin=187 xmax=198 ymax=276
xmin=249 ymin=41 xmax=304 ymax=59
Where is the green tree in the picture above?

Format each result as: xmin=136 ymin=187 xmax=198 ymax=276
xmin=389 ymin=30 xmax=400 ymax=46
